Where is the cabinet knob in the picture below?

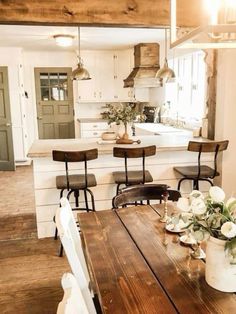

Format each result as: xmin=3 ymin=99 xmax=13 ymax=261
xmin=93 ymin=125 xmax=98 ymax=128
xmin=93 ymin=132 xmax=98 ymax=135
xmin=94 ymin=92 xmax=96 ymax=98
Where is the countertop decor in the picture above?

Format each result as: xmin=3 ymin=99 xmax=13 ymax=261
xmin=101 ymin=103 xmax=145 ymax=140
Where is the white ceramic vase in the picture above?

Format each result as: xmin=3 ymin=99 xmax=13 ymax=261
xmin=205 ymin=236 xmax=236 ymax=292
xmin=112 ymin=123 xmax=132 ymax=139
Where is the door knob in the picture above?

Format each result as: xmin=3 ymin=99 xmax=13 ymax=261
xmin=37 ymin=116 xmax=42 ymax=120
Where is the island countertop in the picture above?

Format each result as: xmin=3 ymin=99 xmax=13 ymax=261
xmin=27 ymin=133 xmax=204 ymax=158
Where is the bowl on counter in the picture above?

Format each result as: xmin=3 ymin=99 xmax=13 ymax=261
xmin=101 ymin=131 xmax=117 ymax=141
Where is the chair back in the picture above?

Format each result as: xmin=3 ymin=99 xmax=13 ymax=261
xmin=57 ymin=273 xmax=89 ymax=314
xmin=56 ymin=198 xmax=96 ymax=314
xmin=112 ymin=184 xmax=180 ymax=208
xmin=188 ymin=140 xmax=229 ymax=179
xmin=113 ymin=146 xmax=156 ymax=159
xmin=52 ymin=149 xmax=98 ymax=190
xmin=113 ymin=146 xmax=156 ymax=185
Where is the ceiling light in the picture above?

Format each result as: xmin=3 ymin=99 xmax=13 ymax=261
xmin=71 ymin=27 xmax=91 ymax=81
xmin=156 ymin=29 xmax=175 ymax=86
xmin=53 ymin=35 xmax=74 ymax=47
xmin=170 ymin=0 xmax=236 ymax=49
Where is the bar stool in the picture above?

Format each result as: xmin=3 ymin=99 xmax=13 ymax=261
xmin=174 ymin=140 xmax=229 ymax=191
xmin=112 ymin=145 xmax=156 ymax=195
xmin=53 ymin=149 xmax=98 ymax=253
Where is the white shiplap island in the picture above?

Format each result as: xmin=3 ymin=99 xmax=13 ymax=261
xmin=28 ymin=133 xmax=214 ymax=238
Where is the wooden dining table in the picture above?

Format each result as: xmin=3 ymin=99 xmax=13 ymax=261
xmin=78 ymin=204 xmax=236 ymax=314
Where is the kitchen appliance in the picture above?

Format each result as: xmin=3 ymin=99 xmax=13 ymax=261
xmin=143 ymin=106 xmax=157 ymax=123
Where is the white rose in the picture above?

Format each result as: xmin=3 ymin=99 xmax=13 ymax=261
xmin=209 ymin=186 xmax=225 ymax=203
xmin=177 ymin=197 xmax=190 ymax=212
xmin=190 ymin=190 xmax=204 ymax=201
xmin=190 ymin=198 xmax=207 ymax=215
xmin=221 ymin=222 xmax=236 ymax=238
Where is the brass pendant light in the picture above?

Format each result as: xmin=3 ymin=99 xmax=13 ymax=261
xmin=71 ymin=27 xmax=91 ymax=81
xmin=156 ymin=29 xmax=175 ymax=86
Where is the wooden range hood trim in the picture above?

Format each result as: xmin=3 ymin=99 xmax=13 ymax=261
xmin=0 ymin=0 xmax=208 ymax=27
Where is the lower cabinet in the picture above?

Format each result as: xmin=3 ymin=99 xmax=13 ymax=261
xmin=80 ymin=121 xmax=108 ymax=138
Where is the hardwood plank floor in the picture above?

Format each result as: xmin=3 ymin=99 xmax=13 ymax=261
xmin=0 ymin=165 xmax=69 ymax=313
xmin=0 ymin=238 xmax=70 ymax=314
xmin=0 ymin=165 xmax=35 ymax=216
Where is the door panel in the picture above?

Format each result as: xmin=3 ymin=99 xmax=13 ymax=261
xmin=35 ymin=68 xmax=75 ymax=139
xmin=0 ymin=67 xmax=15 ymax=170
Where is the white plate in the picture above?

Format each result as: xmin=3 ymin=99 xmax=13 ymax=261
xmin=179 ymin=234 xmax=197 ymax=245
xmin=165 ymin=224 xmax=187 ymax=233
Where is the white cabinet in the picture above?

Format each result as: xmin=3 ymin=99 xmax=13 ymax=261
xmin=80 ymin=121 xmax=108 ymax=138
xmin=77 ymin=50 xmax=149 ymax=103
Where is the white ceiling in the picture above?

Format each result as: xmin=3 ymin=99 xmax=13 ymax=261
xmin=0 ymin=25 xmax=165 ymax=51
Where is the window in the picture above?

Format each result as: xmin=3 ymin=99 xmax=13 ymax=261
xmin=165 ymin=51 xmax=206 ymax=126
xmin=39 ymin=72 xmax=68 ymax=101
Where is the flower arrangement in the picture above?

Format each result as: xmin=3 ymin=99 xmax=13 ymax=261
xmin=101 ymin=103 xmax=146 ymax=126
xmin=177 ymin=186 xmax=236 ymax=263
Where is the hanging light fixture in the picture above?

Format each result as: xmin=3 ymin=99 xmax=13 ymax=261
xmin=156 ymin=29 xmax=175 ymax=86
xmin=170 ymin=0 xmax=236 ymax=49
xmin=71 ymin=27 xmax=91 ymax=80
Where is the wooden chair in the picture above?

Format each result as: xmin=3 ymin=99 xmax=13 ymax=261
xmin=174 ymin=140 xmax=229 ymax=191
xmin=112 ymin=146 xmax=156 ymax=195
xmin=112 ymin=184 xmax=181 ymax=208
xmin=53 ymin=149 xmax=98 ymax=243
xmin=55 ymin=198 xmax=97 ymax=314
xmin=57 ymin=273 xmax=90 ymax=314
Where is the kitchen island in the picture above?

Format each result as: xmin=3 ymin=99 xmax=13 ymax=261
xmin=28 ymin=133 xmax=214 ymax=238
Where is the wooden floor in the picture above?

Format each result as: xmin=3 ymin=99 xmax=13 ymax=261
xmin=0 ymin=165 xmax=70 ymax=314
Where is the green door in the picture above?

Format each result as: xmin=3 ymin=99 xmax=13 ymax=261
xmin=35 ymin=68 xmax=75 ymax=139
xmin=0 ymin=67 xmax=15 ymax=171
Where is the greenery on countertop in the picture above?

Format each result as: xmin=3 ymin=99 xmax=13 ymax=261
xmin=101 ymin=103 xmax=146 ymax=126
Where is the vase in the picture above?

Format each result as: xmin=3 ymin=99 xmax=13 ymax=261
xmin=114 ymin=123 xmax=132 ymax=139
xmin=205 ymin=236 xmax=236 ymax=292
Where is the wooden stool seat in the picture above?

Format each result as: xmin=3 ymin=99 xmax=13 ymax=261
xmin=113 ymin=145 xmax=156 ymax=195
xmin=52 ymin=148 xmax=98 ymax=256
xmin=174 ymin=165 xmax=220 ymax=179
xmin=56 ymin=174 xmax=97 ymax=190
xmin=113 ymin=170 xmax=153 ymax=185
xmin=174 ymin=140 xmax=228 ymax=191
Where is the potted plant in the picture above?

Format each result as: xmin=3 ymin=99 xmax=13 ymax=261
xmin=101 ymin=103 xmax=145 ymax=140
xmin=177 ymin=187 xmax=236 ymax=292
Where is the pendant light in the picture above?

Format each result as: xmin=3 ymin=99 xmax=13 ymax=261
xmin=156 ymin=29 xmax=175 ymax=86
xmin=71 ymin=27 xmax=91 ymax=80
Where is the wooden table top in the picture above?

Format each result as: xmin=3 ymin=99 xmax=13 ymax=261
xmin=78 ymin=205 xmax=236 ymax=314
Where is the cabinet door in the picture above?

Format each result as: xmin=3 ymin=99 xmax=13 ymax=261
xmin=115 ymin=50 xmax=133 ymax=101
xmin=97 ymin=52 xmax=115 ymax=102
xmin=77 ymin=52 xmax=97 ymax=102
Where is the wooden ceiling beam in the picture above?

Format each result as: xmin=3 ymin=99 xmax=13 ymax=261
xmin=0 ymin=0 xmax=207 ymax=27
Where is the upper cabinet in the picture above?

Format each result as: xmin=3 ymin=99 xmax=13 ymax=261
xmin=76 ymin=50 xmax=149 ymax=103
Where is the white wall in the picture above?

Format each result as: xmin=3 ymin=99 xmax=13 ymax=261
xmin=215 ymin=49 xmax=236 ymax=197
xmin=0 ymin=47 xmax=28 ymax=162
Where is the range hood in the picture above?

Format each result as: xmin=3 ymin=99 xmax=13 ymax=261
xmin=124 ymin=43 xmax=160 ymax=88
